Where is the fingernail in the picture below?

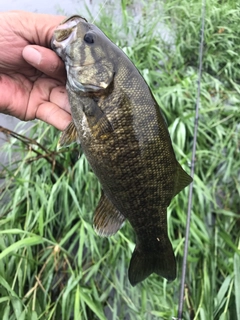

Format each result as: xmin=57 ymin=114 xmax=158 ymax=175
xmin=22 ymin=47 xmax=42 ymax=65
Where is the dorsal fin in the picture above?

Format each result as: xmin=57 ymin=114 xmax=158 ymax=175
xmin=93 ymin=192 xmax=125 ymax=237
xmin=173 ymin=163 xmax=192 ymax=197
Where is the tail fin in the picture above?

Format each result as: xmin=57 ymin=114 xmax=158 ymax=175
xmin=128 ymin=237 xmax=176 ymax=286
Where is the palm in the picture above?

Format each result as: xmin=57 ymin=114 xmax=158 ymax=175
xmin=1 ymin=70 xmax=65 ymax=120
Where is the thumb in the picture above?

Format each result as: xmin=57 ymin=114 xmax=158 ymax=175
xmin=22 ymin=45 xmax=66 ymax=82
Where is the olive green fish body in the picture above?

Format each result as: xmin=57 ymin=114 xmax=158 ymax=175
xmin=52 ymin=16 xmax=192 ymax=286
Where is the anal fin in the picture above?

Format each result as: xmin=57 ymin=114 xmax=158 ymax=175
xmin=93 ymin=192 xmax=125 ymax=237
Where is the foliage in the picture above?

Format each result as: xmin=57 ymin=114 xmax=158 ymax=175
xmin=0 ymin=0 xmax=239 ymax=319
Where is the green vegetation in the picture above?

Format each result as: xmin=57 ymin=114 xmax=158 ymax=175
xmin=0 ymin=0 xmax=239 ymax=319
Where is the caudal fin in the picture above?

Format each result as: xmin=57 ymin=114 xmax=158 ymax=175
xmin=128 ymin=237 xmax=176 ymax=286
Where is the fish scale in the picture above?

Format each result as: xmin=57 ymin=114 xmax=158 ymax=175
xmin=52 ymin=15 xmax=192 ymax=286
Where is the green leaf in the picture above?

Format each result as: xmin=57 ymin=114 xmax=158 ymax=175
xmin=0 ymin=276 xmax=18 ymax=298
xmin=79 ymin=288 xmax=106 ymax=320
xmin=234 ymin=252 xmax=240 ymax=320
xmin=0 ymin=236 xmax=42 ymax=260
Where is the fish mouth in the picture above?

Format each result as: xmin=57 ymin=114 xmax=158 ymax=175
xmin=51 ymin=15 xmax=86 ymax=58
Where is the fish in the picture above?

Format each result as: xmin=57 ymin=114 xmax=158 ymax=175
xmin=51 ymin=15 xmax=192 ymax=286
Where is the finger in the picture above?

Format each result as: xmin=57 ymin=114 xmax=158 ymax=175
xmin=49 ymin=86 xmax=71 ymax=114
xmin=22 ymin=45 xmax=66 ymax=82
xmin=35 ymin=101 xmax=72 ymax=131
xmin=8 ymin=12 xmax=65 ymax=47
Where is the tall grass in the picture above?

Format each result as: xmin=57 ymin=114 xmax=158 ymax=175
xmin=0 ymin=0 xmax=239 ymax=319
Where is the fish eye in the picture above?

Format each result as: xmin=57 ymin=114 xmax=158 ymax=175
xmin=84 ymin=33 xmax=95 ymax=44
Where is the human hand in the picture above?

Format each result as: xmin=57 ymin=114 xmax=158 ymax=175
xmin=0 ymin=11 xmax=72 ymax=130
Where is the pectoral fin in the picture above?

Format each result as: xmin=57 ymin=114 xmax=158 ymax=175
xmin=58 ymin=121 xmax=79 ymax=149
xmin=83 ymin=99 xmax=113 ymax=138
xmin=93 ymin=192 xmax=125 ymax=237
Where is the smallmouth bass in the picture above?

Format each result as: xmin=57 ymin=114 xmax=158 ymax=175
xmin=51 ymin=15 xmax=192 ymax=286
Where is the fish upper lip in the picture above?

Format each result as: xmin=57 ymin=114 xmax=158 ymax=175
xmin=51 ymin=21 xmax=78 ymax=51
xmin=59 ymin=15 xmax=87 ymax=26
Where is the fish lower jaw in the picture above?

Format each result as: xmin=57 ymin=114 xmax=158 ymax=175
xmin=66 ymin=77 xmax=102 ymax=93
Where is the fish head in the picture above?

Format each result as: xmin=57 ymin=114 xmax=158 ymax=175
xmin=51 ymin=15 xmax=115 ymax=93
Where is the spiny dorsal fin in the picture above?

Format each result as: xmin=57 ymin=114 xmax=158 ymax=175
xmin=173 ymin=163 xmax=192 ymax=197
xmin=93 ymin=192 xmax=125 ymax=237
xmin=58 ymin=121 xmax=79 ymax=149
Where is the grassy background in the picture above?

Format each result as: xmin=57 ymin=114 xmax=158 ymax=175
xmin=0 ymin=0 xmax=239 ymax=319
